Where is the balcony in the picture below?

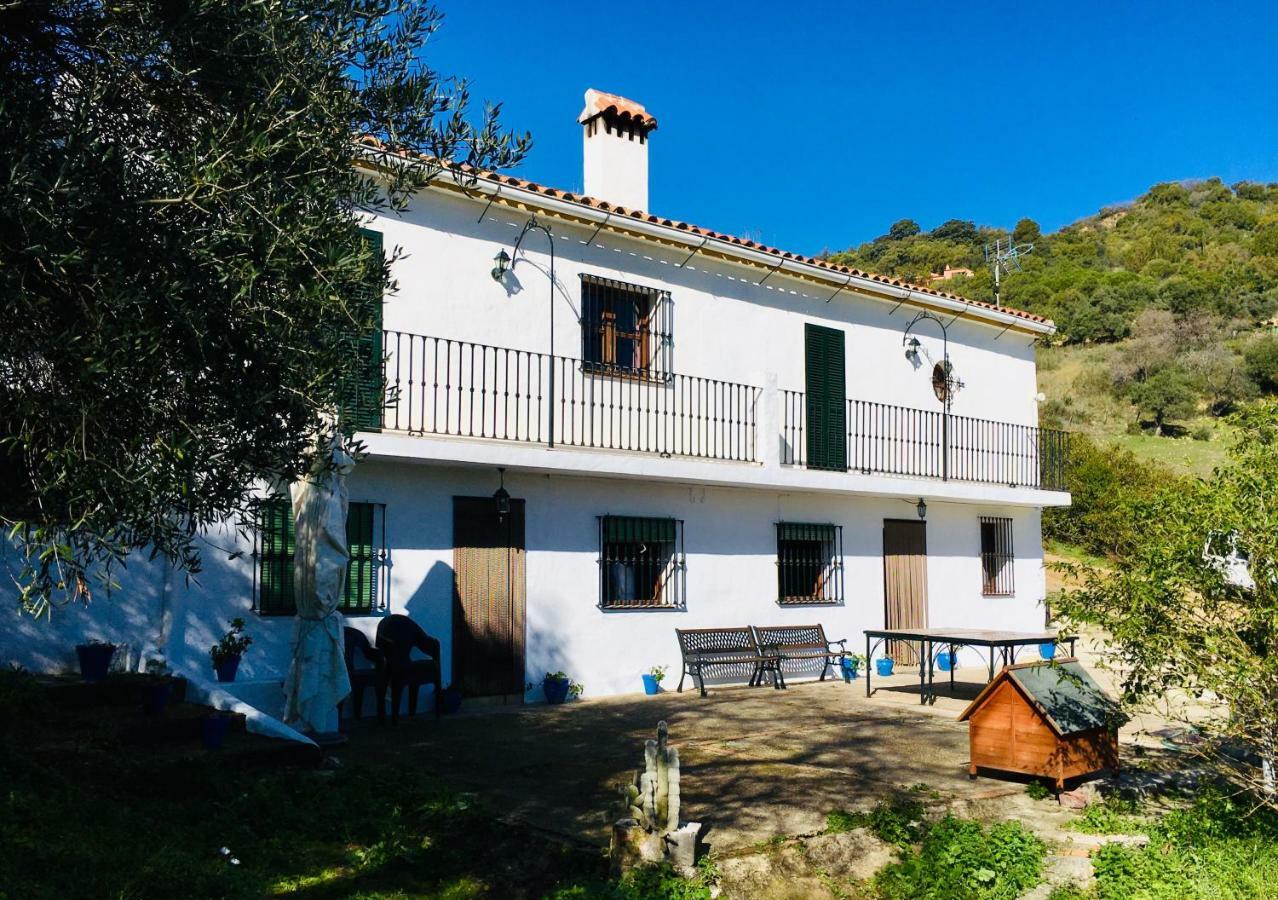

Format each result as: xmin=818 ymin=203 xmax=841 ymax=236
xmin=380 ymin=331 xmax=759 ymax=463
xmin=374 ymin=331 xmax=1068 ymax=494
xmin=781 ymin=392 xmax=1068 ymax=492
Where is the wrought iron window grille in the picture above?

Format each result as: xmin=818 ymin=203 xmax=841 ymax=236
xmin=775 ymin=522 xmax=844 ymax=605
xmin=579 ymin=274 xmax=673 ymax=382
xmin=597 ymin=515 xmax=686 ymax=610
xmin=979 ymin=515 xmax=1015 ymax=597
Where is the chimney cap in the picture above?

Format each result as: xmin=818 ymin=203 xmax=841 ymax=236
xmin=578 ymin=89 xmax=658 ymax=131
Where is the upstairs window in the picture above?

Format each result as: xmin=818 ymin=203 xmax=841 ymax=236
xmin=580 ymin=275 xmax=672 ymax=379
xmin=598 ymin=515 xmax=685 ymax=609
xmin=254 ymin=496 xmax=387 ymax=614
xmin=979 ymin=516 xmax=1015 ymax=596
xmin=776 ymin=522 xmax=844 ymax=605
xmin=337 ymin=227 xmax=385 ymax=433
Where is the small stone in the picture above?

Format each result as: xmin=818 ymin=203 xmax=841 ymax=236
xmin=1058 ymin=783 xmax=1100 ymax=808
xmin=321 ymin=755 xmax=342 ymax=770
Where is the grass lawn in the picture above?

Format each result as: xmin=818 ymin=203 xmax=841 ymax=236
xmin=0 ymin=670 xmax=634 ymax=900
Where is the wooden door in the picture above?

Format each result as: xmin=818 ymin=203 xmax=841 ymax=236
xmin=883 ymin=519 xmax=928 ymax=664
xmin=453 ymin=496 xmax=526 ymax=699
xmin=805 ymin=324 xmax=847 ymax=471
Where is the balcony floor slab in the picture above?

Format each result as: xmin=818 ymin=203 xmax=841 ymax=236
xmin=359 ymin=431 xmax=1071 ymax=508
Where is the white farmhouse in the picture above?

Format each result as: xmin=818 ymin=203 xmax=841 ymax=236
xmin=4 ymin=90 xmax=1069 ymax=710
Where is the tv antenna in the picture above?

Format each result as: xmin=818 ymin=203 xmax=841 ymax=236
xmin=984 ymin=238 xmax=1034 ymax=307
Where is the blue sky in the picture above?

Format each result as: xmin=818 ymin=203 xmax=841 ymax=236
xmin=426 ymin=1 xmax=1278 ymax=256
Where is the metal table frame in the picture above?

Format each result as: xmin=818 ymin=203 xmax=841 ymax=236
xmin=863 ymin=628 xmax=1077 ymax=705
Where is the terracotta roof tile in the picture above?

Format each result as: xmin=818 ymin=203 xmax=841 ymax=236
xmin=577 ymin=89 xmax=658 ymax=131
xmin=354 ymin=135 xmax=1051 ymax=328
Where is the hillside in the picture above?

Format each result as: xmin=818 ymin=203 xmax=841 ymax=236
xmin=829 ymin=178 xmax=1278 ymax=475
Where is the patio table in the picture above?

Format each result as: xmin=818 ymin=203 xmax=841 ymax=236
xmin=862 ymin=628 xmax=1077 ymax=705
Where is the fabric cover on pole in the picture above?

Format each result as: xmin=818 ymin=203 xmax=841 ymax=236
xmin=282 ymin=444 xmax=354 ymax=735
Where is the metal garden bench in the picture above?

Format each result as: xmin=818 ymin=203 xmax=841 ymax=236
xmin=752 ymin=624 xmax=848 ymax=688
xmin=675 ymin=627 xmax=781 ymax=698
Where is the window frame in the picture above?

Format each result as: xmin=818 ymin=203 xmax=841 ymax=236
xmin=979 ymin=516 xmax=1015 ymax=597
xmin=251 ymin=496 xmax=389 ymax=615
xmin=775 ymin=522 xmax=844 ymax=606
xmin=579 ymin=274 xmax=672 ymax=381
xmin=597 ymin=515 xmax=686 ymax=610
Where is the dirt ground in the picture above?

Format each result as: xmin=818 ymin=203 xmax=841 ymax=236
xmin=340 ymin=667 xmax=1140 ymax=854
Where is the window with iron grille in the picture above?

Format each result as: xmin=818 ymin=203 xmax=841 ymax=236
xmin=776 ymin=522 xmax=844 ymax=605
xmin=580 ymin=274 xmax=672 ymax=379
xmin=979 ymin=516 xmax=1015 ymax=596
xmin=598 ymin=515 xmax=685 ymax=609
xmin=253 ymin=497 xmax=388 ymax=615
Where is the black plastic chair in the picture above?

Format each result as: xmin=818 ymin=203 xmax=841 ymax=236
xmin=375 ymin=615 xmax=442 ymax=724
xmin=342 ymin=627 xmax=386 ymax=723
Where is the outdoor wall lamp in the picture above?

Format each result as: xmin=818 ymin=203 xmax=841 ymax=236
xmin=490 ymin=248 xmax=511 ymax=281
xmin=916 ymin=498 xmax=927 ymax=520
xmin=904 ymin=335 xmax=921 ymax=362
xmin=493 ymin=467 xmax=511 ymax=521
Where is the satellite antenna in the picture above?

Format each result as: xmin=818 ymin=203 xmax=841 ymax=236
xmin=984 ymin=238 xmax=1034 ymax=307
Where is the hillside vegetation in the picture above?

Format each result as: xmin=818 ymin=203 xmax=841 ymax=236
xmin=830 ymin=178 xmax=1278 ymax=474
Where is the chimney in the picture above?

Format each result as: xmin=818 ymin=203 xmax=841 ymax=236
xmin=578 ymin=89 xmax=657 ymax=212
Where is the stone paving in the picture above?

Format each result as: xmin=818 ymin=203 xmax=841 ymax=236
xmin=344 ymin=667 xmax=1110 ymax=853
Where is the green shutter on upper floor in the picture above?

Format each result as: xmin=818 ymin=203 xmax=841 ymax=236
xmin=804 ymin=324 xmax=847 ymax=471
xmin=339 ymin=228 xmax=384 ymax=433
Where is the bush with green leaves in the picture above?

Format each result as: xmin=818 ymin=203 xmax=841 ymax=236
xmin=1090 ymin=790 xmax=1278 ymax=899
xmin=1055 ymin=402 xmax=1278 ymax=803
xmin=873 ymin=816 xmax=1045 ymax=900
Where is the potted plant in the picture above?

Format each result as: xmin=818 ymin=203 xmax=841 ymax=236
xmin=839 ymin=654 xmax=866 ymax=681
xmin=210 ymin=618 xmax=252 ymax=683
xmin=1038 ymin=641 xmax=1057 ymax=660
xmin=542 ymin=671 xmax=583 ymax=705
xmin=875 ymin=657 xmax=895 ymax=677
xmin=75 ymin=640 xmax=117 ymax=682
xmin=642 ymin=665 xmax=667 ymax=695
xmin=142 ymin=659 xmax=173 ymax=715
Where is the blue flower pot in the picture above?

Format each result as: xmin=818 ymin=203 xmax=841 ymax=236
xmin=76 ymin=643 xmax=116 ymax=682
xmin=201 ymin=715 xmax=231 ymax=750
xmin=543 ymin=677 xmax=570 ymax=705
xmin=1039 ymin=642 xmax=1057 ymax=660
xmin=641 ymin=674 xmax=660 ymax=695
xmin=936 ymin=651 xmax=957 ymax=672
xmin=214 ymin=655 xmax=241 ymax=683
xmin=839 ymin=658 xmax=859 ymax=681
xmin=875 ymin=658 xmax=895 ymax=677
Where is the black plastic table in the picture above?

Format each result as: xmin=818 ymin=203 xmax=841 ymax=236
xmin=862 ymin=628 xmax=1077 ymax=705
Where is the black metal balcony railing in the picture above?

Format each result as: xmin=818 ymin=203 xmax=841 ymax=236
xmin=781 ymin=392 xmax=1068 ymax=491
xmin=381 ymin=332 xmax=759 ymax=463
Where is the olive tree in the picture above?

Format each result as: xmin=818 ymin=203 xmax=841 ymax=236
xmin=1054 ymin=402 xmax=1278 ymax=805
xmin=1 ymin=1 xmax=529 ymax=614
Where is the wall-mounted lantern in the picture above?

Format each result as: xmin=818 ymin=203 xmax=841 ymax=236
xmin=916 ymin=498 xmax=927 ymax=520
xmin=493 ymin=467 xmax=511 ymax=521
xmin=490 ymin=248 xmax=511 ymax=281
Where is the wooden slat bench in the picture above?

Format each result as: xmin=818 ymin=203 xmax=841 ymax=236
xmin=675 ymin=627 xmax=781 ymax=698
xmin=753 ymin=624 xmax=848 ymax=688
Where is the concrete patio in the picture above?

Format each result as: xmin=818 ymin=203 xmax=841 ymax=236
xmin=341 ymin=667 xmax=1090 ymax=853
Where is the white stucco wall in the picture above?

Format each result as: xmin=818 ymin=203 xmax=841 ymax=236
xmin=368 ymin=186 xmax=1042 ymax=431
xmin=2 ymin=460 xmax=1049 ymax=702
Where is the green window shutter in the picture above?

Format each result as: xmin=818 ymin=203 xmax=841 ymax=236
xmin=258 ymin=497 xmax=297 ymax=615
xmin=804 ymin=324 xmax=847 ymax=471
xmin=341 ymin=501 xmax=377 ymax=612
xmin=340 ymin=228 xmax=385 ymax=433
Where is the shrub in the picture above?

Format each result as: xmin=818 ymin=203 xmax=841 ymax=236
xmin=1244 ymin=334 xmax=1278 ymax=395
xmin=874 ymin=816 xmax=1045 ymax=900
xmin=826 ymin=792 xmax=926 ymax=846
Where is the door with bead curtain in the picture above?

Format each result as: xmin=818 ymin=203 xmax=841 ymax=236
xmin=452 ymin=496 xmax=526 ymax=699
xmin=882 ymin=519 xmax=928 ymax=665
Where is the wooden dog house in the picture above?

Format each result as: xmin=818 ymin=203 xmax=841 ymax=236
xmin=958 ymin=659 xmax=1120 ymax=789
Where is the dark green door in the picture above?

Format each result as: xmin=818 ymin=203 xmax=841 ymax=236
xmin=805 ymin=324 xmax=847 ymax=470
xmin=340 ymin=228 xmax=385 ymax=433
